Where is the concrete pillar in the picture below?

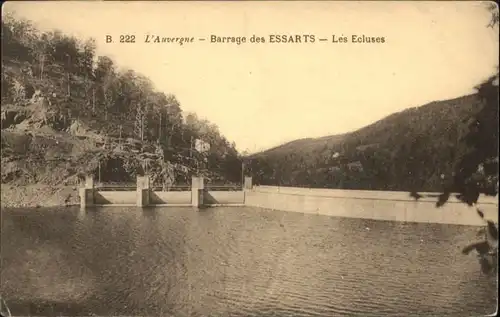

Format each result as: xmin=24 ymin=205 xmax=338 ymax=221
xmin=85 ymin=175 xmax=94 ymax=188
xmin=137 ymin=175 xmax=151 ymax=207
xmin=136 ymin=176 xmax=143 ymax=207
xmin=244 ymin=176 xmax=253 ymax=190
xmin=191 ymin=176 xmax=205 ymax=207
xmin=80 ymin=175 xmax=94 ymax=208
xmin=143 ymin=175 xmax=150 ymax=206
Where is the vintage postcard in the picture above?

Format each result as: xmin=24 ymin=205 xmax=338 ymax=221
xmin=1 ymin=1 xmax=498 ymax=316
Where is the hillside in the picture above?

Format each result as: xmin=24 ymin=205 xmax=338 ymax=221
xmin=1 ymin=13 xmax=242 ymax=206
xmin=247 ymin=93 xmax=495 ymax=192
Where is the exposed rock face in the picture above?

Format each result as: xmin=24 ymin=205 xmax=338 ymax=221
xmin=1 ymin=17 xmax=242 ymax=193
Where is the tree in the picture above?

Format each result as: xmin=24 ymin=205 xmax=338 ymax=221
xmin=94 ymin=56 xmax=117 ymax=119
xmin=164 ymin=94 xmax=183 ymax=147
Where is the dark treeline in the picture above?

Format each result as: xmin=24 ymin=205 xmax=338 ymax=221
xmin=1 ymin=13 xmax=242 ymax=186
xmin=247 ymin=87 xmax=498 ymax=193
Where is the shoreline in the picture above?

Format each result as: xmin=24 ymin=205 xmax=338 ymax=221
xmin=0 ymin=184 xmax=79 ymax=208
xmin=2 ymin=184 xmax=498 ymax=217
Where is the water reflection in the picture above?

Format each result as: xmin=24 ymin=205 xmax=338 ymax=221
xmin=1 ymin=206 xmax=497 ymax=316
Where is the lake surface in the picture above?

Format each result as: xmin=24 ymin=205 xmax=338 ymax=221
xmin=1 ymin=206 xmax=497 ymax=316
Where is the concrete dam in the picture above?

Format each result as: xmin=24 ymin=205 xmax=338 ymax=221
xmin=80 ymin=176 xmax=498 ymax=226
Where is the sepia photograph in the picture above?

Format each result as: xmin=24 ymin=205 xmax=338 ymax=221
xmin=1 ymin=1 xmax=498 ymax=316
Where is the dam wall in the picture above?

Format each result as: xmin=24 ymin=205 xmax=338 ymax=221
xmin=80 ymin=175 xmax=498 ymax=226
xmin=150 ymin=191 xmax=192 ymax=205
xmin=244 ymin=184 xmax=498 ymax=226
xmin=94 ymin=191 xmax=137 ymax=205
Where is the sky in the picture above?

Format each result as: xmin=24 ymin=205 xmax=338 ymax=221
xmin=3 ymin=1 xmax=499 ymax=153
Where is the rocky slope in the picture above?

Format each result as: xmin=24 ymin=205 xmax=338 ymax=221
xmin=1 ymin=14 xmax=242 ymax=207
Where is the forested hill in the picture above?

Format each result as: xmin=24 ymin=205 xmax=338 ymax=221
xmin=1 ymin=14 xmax=242 ymax=187
xmin=246 ymin=92 xmax=496 ymax=192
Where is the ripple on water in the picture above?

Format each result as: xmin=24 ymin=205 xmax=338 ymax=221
xmin=0 ymin=206 xmax=497 ymax=316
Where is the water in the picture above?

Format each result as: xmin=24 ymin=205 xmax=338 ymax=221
xmin=1 ymin=206 xmax=497 ymax=316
